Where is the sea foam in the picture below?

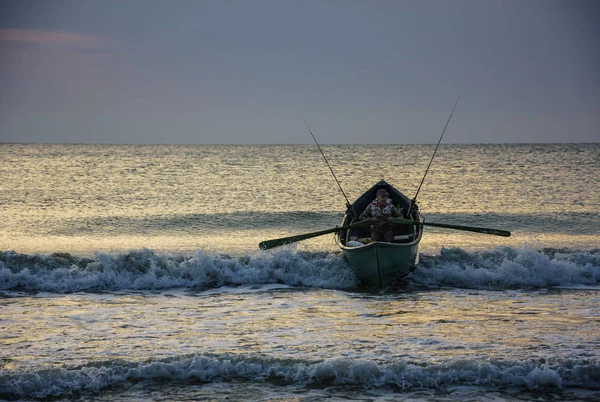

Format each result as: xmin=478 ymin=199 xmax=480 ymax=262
xmin=0 ymin=249 xmax=357 ymax=293
xmin=412 ymin=246 xmax=600 ymax=289
xmin=0 ymin=246 xmax=599 ymax=293
xmin=1 ymin=353 xmax=598 ymax=399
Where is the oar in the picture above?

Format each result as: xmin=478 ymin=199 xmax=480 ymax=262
xmin=390 ymin=218 xmax=511 ymax=237
xmin=259 ymin=217 xmax=510 ymax=250
xmin=259 ymin=220 xmax=371 ymax=250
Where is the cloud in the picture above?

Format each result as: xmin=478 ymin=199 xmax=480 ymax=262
xmin=0 ymin=29 xmax=108 ymax=48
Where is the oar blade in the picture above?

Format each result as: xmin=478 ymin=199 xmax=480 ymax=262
xmin=259 ymin=227 xmax=341 ymax=250
xmin=425 ymin=221 xmax=511 ymax=237
xmin=259 ymin=220 xmax=371 ymax=250
xmin=259 ymin=228 xmax=333 ymax=250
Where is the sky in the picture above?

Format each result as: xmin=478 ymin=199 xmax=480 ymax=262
xmin=0 ymin=0 xmax=598 ymax=144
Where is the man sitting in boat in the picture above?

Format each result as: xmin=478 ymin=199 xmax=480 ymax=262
xmin=359 ymin=188 xmax=402 ymax=242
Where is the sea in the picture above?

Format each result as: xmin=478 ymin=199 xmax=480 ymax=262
xmin=1 ymin=143 xmax=599 ymax=401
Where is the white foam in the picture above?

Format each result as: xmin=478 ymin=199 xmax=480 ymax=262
xmin=1 ymin=354 xmax=598 ymax=399
xmin=1 ymin=246 xmax=598 ymax=293
xmin=412 ymin=246 xmax=600 ymax=289
xmin=0 ymin=249 xmax=357 ymax=293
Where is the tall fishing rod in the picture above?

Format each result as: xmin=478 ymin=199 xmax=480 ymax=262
xmin=408 ymin=97 xmax=460 ymax=216
xmin=298 ymin=113 xmax=358 ymax=220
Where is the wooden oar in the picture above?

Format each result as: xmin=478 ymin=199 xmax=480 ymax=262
xmin=390 ymin=218 xmax=511 ymax=237
xmin=259 ymin=217 xmax=510 ymax=250
xmin=259 ymin=220 xmax=371 ymax=250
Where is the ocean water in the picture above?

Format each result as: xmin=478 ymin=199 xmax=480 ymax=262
xmin=1 ymin=143 xmax=599 ymax=401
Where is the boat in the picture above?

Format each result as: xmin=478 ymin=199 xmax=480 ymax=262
xmin=335 ymin=179 xmax=423 ymax=291
xmin=259 ymin=103 xmax=509 ymax=291
xmin=259 ymin=175 xmax=508 ymax=291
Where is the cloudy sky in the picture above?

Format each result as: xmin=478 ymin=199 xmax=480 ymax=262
xmin=0 ymin=0 xmax=598 ymax=144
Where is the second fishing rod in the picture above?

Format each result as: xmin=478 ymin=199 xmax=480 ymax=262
xmin=298 ymin=113 xmax=358 ymax=221
xmin=407 ymin=97 xmax=460 ymax=216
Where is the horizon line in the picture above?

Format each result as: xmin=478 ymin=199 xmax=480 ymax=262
xmin=1 ymin=141 xmax=599 ymax=146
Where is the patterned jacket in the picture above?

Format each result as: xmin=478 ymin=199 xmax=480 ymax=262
xmin=359 ymin=201 xmax=402 ymax=229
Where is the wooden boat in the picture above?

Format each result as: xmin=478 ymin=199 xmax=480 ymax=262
xmin=335 ymin=180 xmax=423 ymax=291
xmin=258 ymin=177 xmax=507 ymax=290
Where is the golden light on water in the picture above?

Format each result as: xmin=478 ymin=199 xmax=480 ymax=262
xmin=3 ymin=144 xmax=598 ymax=257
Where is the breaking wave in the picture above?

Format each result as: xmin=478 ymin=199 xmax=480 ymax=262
xmin=1 ymin=246 xmax=599 ymax=293
xmin=0 ymin=249 xmax=357 ymax=293
xmin=413 ymin=246 xmax=600 ymax=289
xmin=1 ymin=353 xmax=599 ymax=399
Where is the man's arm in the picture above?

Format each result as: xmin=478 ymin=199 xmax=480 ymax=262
xmin=359 ymin=206 xmax=371 ymax=220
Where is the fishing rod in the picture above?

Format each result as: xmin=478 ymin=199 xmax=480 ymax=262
xmin=298 ymin=113 xmax=358 ymax=220
xmin=407 ymin=97 xmax=460 ymax=216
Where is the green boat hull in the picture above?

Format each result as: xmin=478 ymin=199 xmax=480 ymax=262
xmin=341 ymin=240 xmax=420 ymax=291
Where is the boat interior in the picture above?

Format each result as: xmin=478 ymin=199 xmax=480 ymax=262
xmin=340 ymin=183 xmax=420 ymax=247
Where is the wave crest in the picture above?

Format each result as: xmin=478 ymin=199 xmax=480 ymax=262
xmin=1 ymin=246 xmax=599 ymax=293
xmin=0 ymin=249 xmax=357 ymax=293
xmin=1 ymin=354 xmax=599 ymax=399
xmin=413 ymin=246 xmax=600 ymax=289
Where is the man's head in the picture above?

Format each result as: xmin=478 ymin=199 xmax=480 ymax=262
xmin=376 ymin=188 xmax=388 ymax=205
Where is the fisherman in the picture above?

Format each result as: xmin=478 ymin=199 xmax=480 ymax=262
xmin=359 ymin=188 xmax=402 ymax=242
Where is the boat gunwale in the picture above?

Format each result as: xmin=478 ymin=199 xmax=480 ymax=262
xmin=337 ymin=233 xmax=422 ymax=251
